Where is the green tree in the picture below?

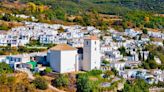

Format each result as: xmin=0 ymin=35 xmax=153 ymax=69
xmin=147 ymin=52 xmax=155 ymax=60
xmin=17 ymin=46 xmax=28 ymax=53
xmin=123 ymin=79 xmax=149 ymax=92
xmin=155 ymin=81 xmax=164 ymax=87
xmin=142 ymin=29 xmax=148 ymax=34
xmin=87 ymin=70 xmax=102 ymax=76
xmin=135 ymin=79 xmax=149 ymax=92
xmin=102 ymin=60 xmax=109 ymax=65
xmin=51 ymin=74 xmax=69 ymax=88
xmin=142 ymin=62 xmax=150 ymax=69
xmin=77 ymin=74 xmax=93 ymax=92
xmin=118 ymin=46 xmax=127 ymax=56
xmin=44 ymin=10 xmax=56 ymax=20
xmin=0 ymin=62 xmax=13 ymax=74
xmin=123 ymin=81 xmax=131 ymax=92
xmin=55 ymin=7 xmax=66 ymax=20
xmin=82 ymin=13 xmax=91 ymax=26
xmin=32 ymin=77 xmax=48 ymax=90
xmin=111 ymin=68 xmax=118 ymax=76
xmin=2 ymin=14 xmax=11 ymax=21
xmin=159 ymin=65 xmax=164 ymax=70
xmin=149 ymin=60 xmax=158 ymax=69
xmin=138 ymin=51 xmax=142 ymax=61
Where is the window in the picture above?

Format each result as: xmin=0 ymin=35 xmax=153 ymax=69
xmin=86 ymin=41 xmax=88 ymax=45
xmin=95 ymin=48 xmax=97 ymax=51
xmin=95 ymin=41 xmax=96 ymax=45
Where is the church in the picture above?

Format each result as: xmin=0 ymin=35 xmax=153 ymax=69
xmin=47 ymin=36 xmax=101 ymax=73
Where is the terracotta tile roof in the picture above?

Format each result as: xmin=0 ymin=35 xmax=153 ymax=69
xmin=50 ymin=44 xmax=77 ymax=51
xmin=85 ymin=36 xmax=98 ymax=40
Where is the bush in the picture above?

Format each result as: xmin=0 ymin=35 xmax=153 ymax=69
xmin=32 ymin=77 xmax=48 ymax=90
xmin=0 ymin=62 xmax=13 ymax=74
xmin=102 ymin=60 xmax=110 ymax=65
xmin=77 ymin=74 xmax=93 ymax=92
xmin=142 ymin=62 xmax=149 ymax=69
xmin=118 ymin=46 xmax=127 ymax=56
xmin=125 ymin=66 xmax=131 ymax=69
xmin=44 ymin=67 xmax=52 ymax=74
xmin=51 ymin=74 xmax=69 ymax=88
xmin=87 ymin=70 xmax=102 ymax=76
xmin=111 ymin=68 xmax=119 ymax=76
xmin=104 ymin=70 xmax=114 ymax=78
xmin=155 ymin=81 xmax=164 ymax=87
xmin=123 ymin=79 xmax=149 ymax=92
xmin=159 ymin=65 xmax=164 ymax=70
xmin=149 ymin=60 xmax=158 ymax=69
xmin=142 ymin=29 xmax=148 ymax=34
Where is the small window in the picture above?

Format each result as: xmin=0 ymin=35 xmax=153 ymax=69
xmin=86 ymin=41 xmax=88 ymax=45
xmin=95 ymin=48 xmax=97 ymax=51
xmin=95 ymin=41 xmax=96 ymax=45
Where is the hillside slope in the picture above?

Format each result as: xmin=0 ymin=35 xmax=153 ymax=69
xmin=19 ymin=0 xmax=164 ymax=15
xmin=0 ymin=0 xmax=163 ymax=31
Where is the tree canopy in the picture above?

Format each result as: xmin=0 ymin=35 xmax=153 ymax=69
xmin=51 ymin=74 xmax=69 ymax=88
xmin=76 ymin=74 xmax=93 ymax=92
xmin=0 ymin=62 xmax=13 ymax=74
xmin=123 ymin=79 xmax=149 ymax=92
xmin=32 ymin=77 xmax=48 ymax=90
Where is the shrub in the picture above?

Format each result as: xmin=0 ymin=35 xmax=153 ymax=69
xmin=104 ymin=70 xmax=114 ymax=78
xmin=77 ymin=74 xmax=93 ymax=92
xmin=44 ymin=67 xmax=52 ymax=73
xmin=32 ymin=77 xmax=48 ymax=90
xmin=142 ymin=29 xmax=148 ymax=34
xmin=123 ymin=79 xmax=149 ymax=92
xmin=51 ymin=74 xmax=69 ymax=88
xmin=102 ymin=60 xmax=110 ymax=65
xmin=111 ymin=68 xmax=118 ymax=76
xmin=0 ymin=62 xmax=13 ymax=74
xmin=87 ymin=70 xmax=102 ymax=76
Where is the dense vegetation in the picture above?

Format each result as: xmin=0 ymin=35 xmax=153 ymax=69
xmin=0 ymin=46 xmax=47 ymax=55
xmin=142 ymin=45 xmax=164 ymax=70
xmin=19 ymin=0 xmax=164 ymax=14
xmin=0 ymin=0 xmax=163 ymax=31
xmin=0 ymin=62 xmax=13 ymax=74
xmin=0 ymin=73 xmax=35 ymax=92
xmin=123 ymin=79 xmax=149 ymax=92
xmin=0 ymin=62 xmax=36 ymax=92
xmin=0 ymin=40 xmax=56 ymax=55
xmin=32 ymin=77 xmax=48 ymax=90
xmin=51 ymin=74 xmax=69 ymax=88
xmin=76 ymin=74 xmax=93 ymax=92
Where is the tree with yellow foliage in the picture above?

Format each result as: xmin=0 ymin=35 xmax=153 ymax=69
xmin=144 ymin=16 xmax=150 ymax=22
xmin=27 ymin=2 xmax=37 ymax=13
xmin=38 ymin=5 xmax=44 ymax=13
